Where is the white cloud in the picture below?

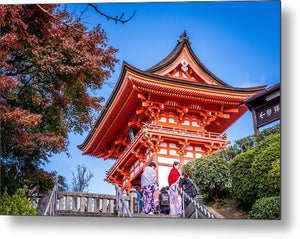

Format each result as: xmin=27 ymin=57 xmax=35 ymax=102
xmin=239 ymin=74 xmax=267 ymax=87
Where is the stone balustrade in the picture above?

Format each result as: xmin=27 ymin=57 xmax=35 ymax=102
xmin=56 ymin=191 xmax=137 ymax=215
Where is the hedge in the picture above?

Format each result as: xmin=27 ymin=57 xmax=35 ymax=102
xmin=249 ymin=196 xmax=280 ymax=219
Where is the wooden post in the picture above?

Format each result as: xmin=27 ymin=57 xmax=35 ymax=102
xmin=152 ymin=151 xmax=159 ymax=180
xmin=152 ymin=150 xmax=159 ymax=202
xmin=251 ymin=107 xmax=259 ymax=134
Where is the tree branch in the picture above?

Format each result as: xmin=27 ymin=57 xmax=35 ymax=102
xmin=36 ymin=4 xmax=85 ymax=34
xmin=88 ymin=3 xmax=136 ymax=24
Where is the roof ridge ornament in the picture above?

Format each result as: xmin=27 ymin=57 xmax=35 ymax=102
xmin=177 ymin=30 xmax=191 ymax=44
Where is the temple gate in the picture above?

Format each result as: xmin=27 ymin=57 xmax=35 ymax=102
xmin=78 ymin=32 xmax=266 ymax=192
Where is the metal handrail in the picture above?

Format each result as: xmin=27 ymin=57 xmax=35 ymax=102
xmin=178 ymin=187 xmax=215 ymax=219
xmin=115 ymin=184 xmax=132 ymax=218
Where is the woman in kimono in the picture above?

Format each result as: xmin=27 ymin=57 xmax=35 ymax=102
xmin=141 ymin=161 xmax=158 ymax=214
xmin=168 ymin=161 xmax=183 ymax=216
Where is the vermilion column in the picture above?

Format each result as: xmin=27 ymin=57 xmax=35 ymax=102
xmin=152 ymin=150 xmax=159 ymax=209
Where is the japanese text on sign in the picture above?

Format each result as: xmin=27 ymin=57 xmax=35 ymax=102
xmin=256 ymin=100 xmax=280 ymax=128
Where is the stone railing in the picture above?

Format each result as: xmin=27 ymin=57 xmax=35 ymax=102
xmin=55 ymin=190 xmax=138 ymax=216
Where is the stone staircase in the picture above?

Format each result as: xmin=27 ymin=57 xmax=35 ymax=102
xmin=183 ymin=195 xmax=223 ymax=219
xmin=39 ymin=185 xmax=223 ymax=219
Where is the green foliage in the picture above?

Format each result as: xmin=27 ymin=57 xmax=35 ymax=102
xmin=183 ymin=161 xmax=195 ymax=179
xmin=58 ymin=175 xmax=68 ymax=192
xmin=219 ymin=145 xmax=240 ymax=162
xmin=218 ymin=124 xmax=280 ymax=163
xmin=252 ymin=134 xmax=280 ymax=198
xmin=1 ymin=161 xmax=56 ymax=196
xmin=0 ymin=189 xmax=38 ymax=215
xmin=235 ymin=135 xmax=255 ymax=153
xmin=193 ymin=154 xmax=230 ymax=200
xmin=254 ymin=124 xmax=280 ymax=143
xmin=229 ymin=149 xmax=256 ymax=209
xmin=267 ymin=159 xmax=280 ymax=194
xmin=188 ymin=123 xmax=280 ymax=213
xmin=249 ymin=196 xmax=280 ymax=219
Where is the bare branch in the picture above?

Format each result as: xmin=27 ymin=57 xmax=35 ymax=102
xmin=88 ymin=3 xmax=136 ymax=24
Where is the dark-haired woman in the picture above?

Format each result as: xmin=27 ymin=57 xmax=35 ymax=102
xmin=168 ymin=161 xmax=183 ymax=216
xmin=141 ymin=161 xmax=158 ymax=214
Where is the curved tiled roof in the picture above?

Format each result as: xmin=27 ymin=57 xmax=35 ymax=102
xmin=78 ymin=61 xmax=266 ymax=152
xmin=78 ymin=32 xmax=267 ymax=154
xmin=146 ymin=31 xmax=231 ymax=87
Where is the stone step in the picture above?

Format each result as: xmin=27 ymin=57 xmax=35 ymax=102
xmin=133 ymin=213 xmax=181 ymax=219
xmin=55 ymin=210 xmax=116 ymax=217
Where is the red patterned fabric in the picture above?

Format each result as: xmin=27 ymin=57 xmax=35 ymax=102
xmin=168 ymin=167 xmax=179 ymax=186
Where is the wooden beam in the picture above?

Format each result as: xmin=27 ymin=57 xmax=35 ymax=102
xmin=103 ymin=153 xmax=112 ymax=160
xmin=213 ymin=121 xmax=221 ymax=126
xmin=136 ymin=109 xmax=145 ymax=115
xmin=223 ymin=108 xmax=239 ymax=113
xmin=128 ymin=120 xmax=137 ymax=127
xmin=97 ymin=152 xmax=107 ymax=158
xmin=115 ymin=139 xmax=123 ymax=145
xmin=142 ymin=101 xmax=150 ymax=107
xmin=137 ymin=93 xmax=147 ymax=100
xmin=217 ymin=113 xmax=230 ymax=119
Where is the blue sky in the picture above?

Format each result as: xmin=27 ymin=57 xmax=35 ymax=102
xmin=43 ymin=1 xmax=280 ymax=195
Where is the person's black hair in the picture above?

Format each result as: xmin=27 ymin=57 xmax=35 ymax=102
xmin=173 ymin=161 xmax=179 ymax=167
xmin=148 ymin=161 xmax=157 ymax=168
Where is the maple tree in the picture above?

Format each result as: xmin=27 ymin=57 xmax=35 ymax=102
xmin=0 ymin=4 xmax=119 ymax=195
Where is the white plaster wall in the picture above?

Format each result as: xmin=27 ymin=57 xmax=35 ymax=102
xmin=182 ymin=120 xmax=190 ymax=126
xmin=195 ymin=153 xmax=202 ymax=158
xmin=185 ymin=152 xmax=193 ymax=158
xmin=158 ymin=156 xmax=171 ymax=164
xmin=158 ymin=148 xmax=167 ymax=155
xmin=160 ymin=142 xmax=167 ymax=147
xmin=158 ymin=165 xmax=172 ymax=189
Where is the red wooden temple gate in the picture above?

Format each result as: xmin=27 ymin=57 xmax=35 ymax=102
xmin=78 ymin=32 xmax=266 ymax=192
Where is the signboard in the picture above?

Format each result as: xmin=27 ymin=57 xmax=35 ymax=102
xmin=255 ymin=99 xmax=280 ymax=128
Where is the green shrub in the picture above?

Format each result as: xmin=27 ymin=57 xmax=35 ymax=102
xmin=249 ymin=196 xmax=280 ymax=219
xmin=193 ymin=154 xmax=230 ymax=201
xmin=229 ymin=149 xmax=256 ymax=209
xmin=254 ymin=124 xmax=280 ymax=143
xmin=252 ymin=134 xmax=280 ymax=198
xmin=267 ymin=159 xmax=280 ymax=194
xmin=0 ymin=189 xmax=39 ymax=215
xmin=202 ymin=192 xmax=212 ymax=204
xmin=183 ymin=161 xmax=195 ymax=179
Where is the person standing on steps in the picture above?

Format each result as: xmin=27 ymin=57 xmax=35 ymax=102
xmin=135 ymin=185 xmax=143 ymax=214
xmin=141 ymin=161 xmax=158 ymax=214
xmin=159 ymin=187 xmax=170 ymax=215
xmin=168 ymin=161 xmax=184 ymax=216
